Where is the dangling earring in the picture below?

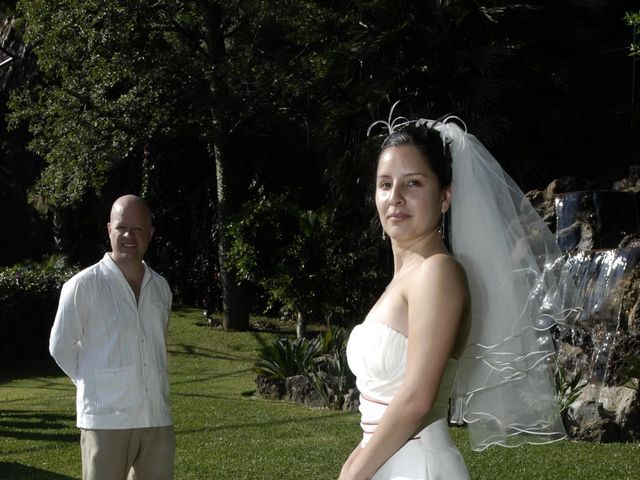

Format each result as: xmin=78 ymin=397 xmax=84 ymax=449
xmin=438 ymin=213 xmax=446 ymax=238
xmin=382 ymin=230 xmax=387 ymax=241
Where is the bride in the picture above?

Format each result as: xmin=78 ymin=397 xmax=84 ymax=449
xmin=340 ymin=108 xmax=573 ymax=480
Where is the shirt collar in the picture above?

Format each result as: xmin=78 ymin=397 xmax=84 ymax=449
xmin=101 ymin=253 xmax=151 ymax=286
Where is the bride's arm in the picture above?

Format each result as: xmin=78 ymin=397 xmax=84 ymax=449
xmin=342 ymin=255 xmax=468 ymax=480
xmin=338 ymin=444 xmax=363 ymax=480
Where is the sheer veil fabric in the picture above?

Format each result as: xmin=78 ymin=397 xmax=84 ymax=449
xmin=369 ymin=106 xmax=581 ymax=451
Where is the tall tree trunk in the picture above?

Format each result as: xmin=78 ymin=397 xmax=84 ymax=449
xmin=205 ymin=2 xmax=249 ymax=330
xmin=296 ymin=309 xmax=306 ymax=339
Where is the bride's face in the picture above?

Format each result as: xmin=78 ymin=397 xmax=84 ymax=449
xmin=375 ymin=144 xmax=451 ymax=243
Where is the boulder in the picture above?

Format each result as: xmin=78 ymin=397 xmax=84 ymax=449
xmin=555 ymin=191 xmax=640 ymax=253
xmin=567 ymin=401 xmax=619 ymax=442
xmin=526 ymin=175 xmax=600 ymax=234
xmin=343 ymin=388 xmax=360 ymax=412
xmin=613 ymin=166 xmax=640 ymax=193
xmin=255 ymin=375 xmax=286 ymax=400
xmin=597 ymin=386 xmax=640 ymax=441
xmin=285 ymin=375 xmax=324 ymax=408
xmin=544 ymin=175 xmax=596 ymax=201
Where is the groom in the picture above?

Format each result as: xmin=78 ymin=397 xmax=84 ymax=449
xmin=49 ymin=195 xmax=174 ymax=480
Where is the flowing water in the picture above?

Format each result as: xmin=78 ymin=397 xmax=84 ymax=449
xmin=563 ymin=248 xmax=639 ymax=387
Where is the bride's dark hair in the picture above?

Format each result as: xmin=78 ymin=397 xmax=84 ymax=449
xmin=379 ymin=123 xmax=452 ymax=188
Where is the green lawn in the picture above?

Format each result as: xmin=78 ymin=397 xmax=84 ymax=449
xmin=1 ymin=308 xmax=639 ymax=479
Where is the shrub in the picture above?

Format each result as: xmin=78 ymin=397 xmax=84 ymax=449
xmin=555 ymin=361 xmax=587 ymax=431
xmin=255 ymin=326 xmax=356 ymax=409
xmin=254 ymin=336 xmax=320 ymax=381
xmin=314 ymin=325 xmax=349 ymax=356
xmin=307 ymin=348 xmax=353 ymax=410
xmin=227 ymin=194 xmax=345 ymax=337
xmin=0 ymin=256 xmax=78 ymax=362
xmin=227 ymin=192 xmax=385 ymax=336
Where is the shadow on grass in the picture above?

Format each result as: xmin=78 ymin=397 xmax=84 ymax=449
xmin=0 ymin=462 xmax=76 ymax=480
xmin=168 ymin=343 xmax=248 ymax=362
xmin=170 ymin=367 xmax=254 ymax=388
xmin=0 ymin=410 xmax=77 ymax=443
xmin=0 ymin=357 xmax=66 ymax=385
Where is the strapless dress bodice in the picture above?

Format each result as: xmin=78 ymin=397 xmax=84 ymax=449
xmin=345 ymin=321 xmax=470 ymax=479
xmin=346 ymin=322 xmax=458 ymax=421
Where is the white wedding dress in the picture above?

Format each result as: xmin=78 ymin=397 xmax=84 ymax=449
xmin=346 ymin=321 xmax=470 ymax=480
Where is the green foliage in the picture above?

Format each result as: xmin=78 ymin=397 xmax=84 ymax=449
xmin=8 ymin=0 xmax=343 ymax=211
xmin=311 ymin=326 xmax=353 ymax=410
xmin=0 ymin=255 xmax=78 ymax=361
xmin=254 ymin=336 xmax=319 ymax=380
xmin=314 ymin=324 xmax=349 ymax=356
xmin=625 ymin=11 xmax=640 ymax=57
xmin=555 ymin=363 xmax=587 ymax=416
xmin=254 ymin=325 xmax=354 ymax=409
xmin=619 ymin=354 xmax=640 ymax=391
xmin=0 ymin=255 xmax=76 ymax=303
xmin=227 ymin=193 xmax=350 ymax=325
xmin=10 ymin=0 xmax=210 ymax=209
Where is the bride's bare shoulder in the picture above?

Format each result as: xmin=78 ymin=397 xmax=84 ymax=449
xmin=407 ymin=253 xmax=469 ymax=295
xmin=419 ymin=253 xmax=465 ymax=277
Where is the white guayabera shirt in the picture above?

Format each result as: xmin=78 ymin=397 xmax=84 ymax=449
xmin=50 ymin=253 xmax=173 ymax=429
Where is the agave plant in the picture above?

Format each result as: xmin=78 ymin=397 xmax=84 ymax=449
xmin=314 ymin=325 xmax=349 ymax=356
xmin=254 ymin=337 xmax=320 ymax=381
xmin=254 ymin=326 xmax=356 ymax=409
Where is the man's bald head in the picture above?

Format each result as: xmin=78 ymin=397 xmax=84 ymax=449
xmin=110 ymin=195 xmax=153 ymax=227
xmin=107 ymin=195 xmax=155 ymax=267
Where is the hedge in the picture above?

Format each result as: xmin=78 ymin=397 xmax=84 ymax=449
xmin=0 ymin=257 xmax=78 ymax=362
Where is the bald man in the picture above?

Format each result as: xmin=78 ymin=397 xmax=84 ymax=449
xmin=50 ymin=195 xmax=175 ymax=480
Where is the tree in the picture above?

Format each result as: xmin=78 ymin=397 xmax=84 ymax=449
xmin=8 ymin=0 xmax=341 ymax=329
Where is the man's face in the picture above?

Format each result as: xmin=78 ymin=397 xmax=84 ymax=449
xmin=107 ymin=202 xmax=154 ymax=265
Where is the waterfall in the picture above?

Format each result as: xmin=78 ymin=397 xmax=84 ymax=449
xmin=564 ymin=249 xmax=638 ymax=387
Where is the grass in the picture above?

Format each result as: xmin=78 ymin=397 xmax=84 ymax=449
xmin=1 ymin=307 xmax=639 ymax=479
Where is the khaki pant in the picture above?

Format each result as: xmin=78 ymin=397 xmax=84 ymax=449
xmin=80 ymin=426 xmax=175 ymax=480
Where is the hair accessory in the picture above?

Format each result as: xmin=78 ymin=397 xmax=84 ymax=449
xmin=366 ymin=101 xmax=411 ymax=137
xmin=367 ymin=102 xmax=467 ymax=148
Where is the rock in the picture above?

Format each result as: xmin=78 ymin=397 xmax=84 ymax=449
xmin=613 ymin=179 xmax=629 ymax=191
xmin=597 ymin=386 xmax=640 ymax=441
xmin=285 ymin=375 xmax=325 ymax=408
xmin=255 ymin=375 xmax=285 ymax=400
xmin=613 ymin=166 xmax=640 ymax=192
xmin=556 ymin=341 xmax=590 ymax=378
xmin=526 ymin=176 xmax=596 ymax=234
xmin=554 ymin=191 xmax=640 ymax=253
xmin=620 ymin=233 xmax=640 ymax=249
xmin=544 ymin=175 xmax=595 ymax=201
xmin=525 ymin=189 xmax=555 ymax=232
xmin=525 ymin=189 xmax=546 ymax=210
xmin=343 ymin=388 xmax=360 ymax=412
xmin=628 ymin=295 xmax=640 ymax=337
xmin=568 ymin=401 xmax=620 ymax=442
